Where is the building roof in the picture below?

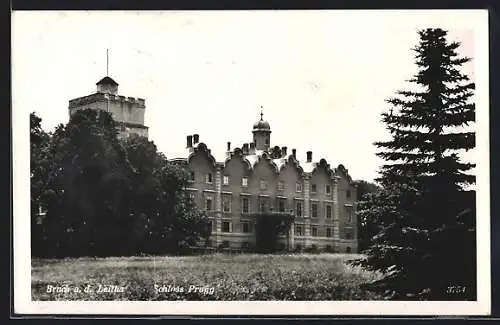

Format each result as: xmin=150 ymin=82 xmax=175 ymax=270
xmin=96 ymin=76 xmax=119 ymax=86
xmin=272 ymin=157 xmax=287 ymax=171
xmin=253 ymin=119 xmax=270 ymax=131
xmin=245 ymin=154 xmax=260 ymax=168
xmin=174 ymin=141 xmax=352 ymax=182
xmin=252 ymin=112 xmax=271 ymax=131
xmin=301 ymin=161 xmax=317 ymax=174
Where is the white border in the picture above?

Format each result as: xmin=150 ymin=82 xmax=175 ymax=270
xmin=13 ymin=9 xmax=490 ymax=315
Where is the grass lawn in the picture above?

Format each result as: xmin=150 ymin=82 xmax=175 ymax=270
xmin=32 ymin=253 xmax=384 ymax=301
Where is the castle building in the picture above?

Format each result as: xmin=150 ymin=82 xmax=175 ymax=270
xmin=68 ymin=76 xmax=149 ymax=138
xmin=171 ymin=113 xmax=358 ymax=253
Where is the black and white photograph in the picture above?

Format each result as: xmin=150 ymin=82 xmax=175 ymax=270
xmin=12 ymin=10 xmax=490 ymax=315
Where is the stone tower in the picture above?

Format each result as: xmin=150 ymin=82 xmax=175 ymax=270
xmin=68 ymin=75 xmax=149 ymax=138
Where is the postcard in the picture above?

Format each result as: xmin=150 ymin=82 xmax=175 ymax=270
xmin=12 ymin=9 xmax=490 ymax=316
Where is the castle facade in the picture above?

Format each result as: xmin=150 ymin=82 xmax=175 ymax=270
xmin=171 ymin=114 xmax=359 ymax=253
xmin=67 ymin=75 xmax=357 ymax=253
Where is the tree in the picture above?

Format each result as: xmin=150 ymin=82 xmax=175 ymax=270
xmin=121 ymin=134 xmax=211 ymax=255
xmin=31 ymin=110 xmax=211 ymax=257
xmin=33 ymin=109 xmax=134 ymax=256
xmin=352 ymin=180 xmax=381 ymax=252
xmin=350 ymin=28 xmax=476 ymax=300
xmin=353 ymin=180 xmax=380 ymax=201
xmin=30 ymin=113 xmax=50 ymax=215
xmin=254 ymin=213 xmax=294 ymax=253
xmin=30 ymin=112 xmax=53 ymax=254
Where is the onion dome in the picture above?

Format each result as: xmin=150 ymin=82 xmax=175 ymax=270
xmin=253 ymin=111 xmax=271 ymax=131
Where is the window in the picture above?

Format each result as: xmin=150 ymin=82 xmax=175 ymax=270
xmin=241 ymin=241 xmax=250 ymax=249
xmin=260 ymin=179 xmax=268 ymax=190
xmin=296 ymin=182 xmax=303 ymax=192
xmin=296 ymin=201 xmax=303 ymax=217
xmin=241 ymin=197 xmax=249 ymax=214
xmin=222 ymin=221 xmax=231 ymax=233
xmin=311 ymin=183 xmax=317 ymax=193
xmin=188 ymin=171 xmax=195 ymax=182
xmin=278 ymin=199 xmax=285 ymax=212
xmin=265 ymin=138 xmax=269 ymax=145
xmin=311 ymin=226 xmax=318 ymax=237
xmin=205 ymin=195 xmax=213 ymax=211
xmin=326 ymin=228 xmax=332 ymax=237
xmin=206 ymin=173 xmax=213 ymax=184
xmin=346 ymin=208 xmax=353 ymax=224
xmin=242 ymin=222 xmax=250 ymax=233
xmin=242 ymin=177 xmax=248 ymax=187
xmin=345 ymin=228 xmax=353 ymax=239
xmin=295 ymin=225 xmax=303 ymax=236
xmin=222 ymin=195 xmax=231 ymax=213
xmin=311 ymin=203 xmax=318 ymax=219
xmin=346 ymin=189 xmax=351 ymax=199
xmin=326 ymin=205 xmax=332 ymax=219
xmin=277 ymin=180 xmax=284 ymax=191
xmin=259 ymin=197 xmax=268 ymax=213
xmin=223 ymin=175 xmax=229 ymax=185
xmin=326 ymin=185 xmax=331 ymax=194
xmin=188 ymin=192 xmax=196 ymax=200
xmin=221 ymin=240 xmax=230 ymax=248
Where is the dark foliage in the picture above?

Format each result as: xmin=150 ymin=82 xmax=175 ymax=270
xmin=254 ymin=214 xmax=294 ymax=253
xmin=352 ymin=180 xmax=381 ymax=251
xmin=30 ymin=109 xmax=210 ymax=257
xmin=350 ymin=28 xmax=476 ymax=300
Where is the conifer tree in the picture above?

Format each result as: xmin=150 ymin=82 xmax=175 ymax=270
xmin=351 ymin=28 xmax=476 ymax=300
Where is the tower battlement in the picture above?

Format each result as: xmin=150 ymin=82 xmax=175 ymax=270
xmin=68 ymin=76 xmax=148 ymax=138
xmin=69 ymin=92 xmax=146 ymax=109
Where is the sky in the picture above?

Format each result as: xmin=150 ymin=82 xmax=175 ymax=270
xmin=12 ymin=10 xmax=486 ymax=183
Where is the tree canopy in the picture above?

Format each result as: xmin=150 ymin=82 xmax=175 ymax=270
xmin=31 ymin=109 xmax=210 ymax=257
xmin=352 ymin=180 xmax=381 ymax=252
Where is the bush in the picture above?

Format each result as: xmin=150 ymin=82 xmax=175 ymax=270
xmin=305 ymin=245 xmax=319 ymax=254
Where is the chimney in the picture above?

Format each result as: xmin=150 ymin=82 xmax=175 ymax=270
xmin=281 ymin=146 xmax=287 ymax=156
xmin=187 ymin=135 xmax=193 ymax=148
xmin=292 ymin=149 xmax=297 ymax=158
xmin=307 ymin=151 xmax=312 ymax=162
xmin=227 ymin=141 xmax=231 ymax=152
xmin=250 ymin=142 xmax=255 ymax=154
xmin=193 ymin=134 xmax=199 ymax=144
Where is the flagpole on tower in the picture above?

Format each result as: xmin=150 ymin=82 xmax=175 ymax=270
xmin=106 ymin=49 xmax=110 ymax=113
xmin=106 ymin=49 xmax=109 ymax=76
